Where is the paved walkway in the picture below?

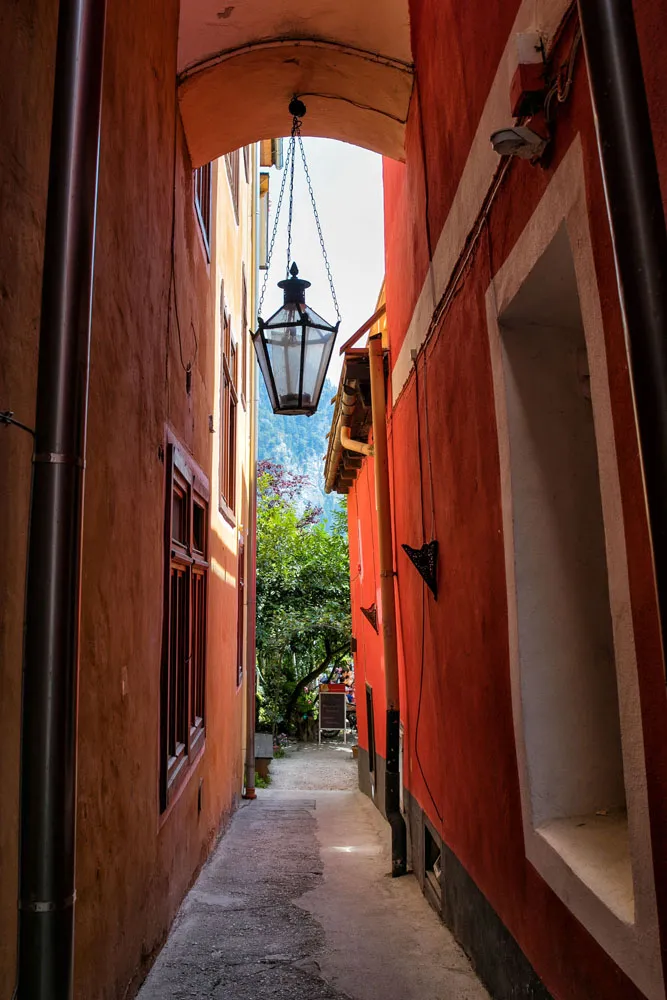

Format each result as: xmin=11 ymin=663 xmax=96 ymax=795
xmin=138 ymin=742 xmax=490 ymax=1000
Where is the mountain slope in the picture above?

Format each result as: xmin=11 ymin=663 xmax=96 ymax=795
xmin=257 ymin=378 xmax=342 ymax=524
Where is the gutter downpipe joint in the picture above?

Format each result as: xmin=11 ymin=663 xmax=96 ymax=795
xmin=578 ymin=0 xmax=667 ymax=670
xmin=340 ymin=424 xmax=374 ymax=457
xmin=16 ymin=0 xmax=107 ymax=995
xmin=368 ymin=333 xmax=407 ymax=877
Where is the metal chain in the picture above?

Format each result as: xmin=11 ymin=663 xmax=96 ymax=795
xmin=257 ymin=137 xmax=293 ymax=318
xmin=296 ymin=133 xmax=341 ymax=321
xmin=285 ymin=130 xmax=297 ymax=277
xmin=258 ymin=108 xmax=341 ymax=322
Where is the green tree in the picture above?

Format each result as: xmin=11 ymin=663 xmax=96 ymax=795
xmin=255 ymin=462 xmax=351 ymax=734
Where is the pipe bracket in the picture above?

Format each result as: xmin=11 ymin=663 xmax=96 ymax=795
xmin=33 ymin=452 xmax=86 ymax=468
xmin=19 ymin=892 xmax=76 ymax=912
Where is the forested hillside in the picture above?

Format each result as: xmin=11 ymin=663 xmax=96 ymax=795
xmin=257 ymin=379 xmax=342 ymax=525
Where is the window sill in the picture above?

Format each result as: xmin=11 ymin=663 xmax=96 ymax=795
xmin=158 ymin=737 xmax=206 ymax=830
xmin=219 ymin=498 xmax=236 ymax=528
xmin=522 ymin=810 xmax=664 ymax=999
xmin=537 ymin=810 xmax=633 ymax=924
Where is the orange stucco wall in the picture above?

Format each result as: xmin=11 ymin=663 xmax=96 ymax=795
xmin=0 ymin=2 xmax=250 ymax=996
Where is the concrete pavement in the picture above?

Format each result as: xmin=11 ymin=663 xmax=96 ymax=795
xmin=138 ymin=742 xmax=490 ymax=999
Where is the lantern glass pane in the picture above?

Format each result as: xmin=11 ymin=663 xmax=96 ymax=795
xmin=262 ymin=304 xmax=303 ymax=409
xmin=302 ymin=304 xmax=335 ymax=330
xmin=303 ymin=324 xmax=335 ymax=406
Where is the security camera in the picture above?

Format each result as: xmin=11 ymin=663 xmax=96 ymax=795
xmin=490 ymin=123 xmax=548 ymax=160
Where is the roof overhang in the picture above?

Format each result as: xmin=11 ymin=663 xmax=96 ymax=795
xmin=324 ymin=349 xmax=375 ymax=496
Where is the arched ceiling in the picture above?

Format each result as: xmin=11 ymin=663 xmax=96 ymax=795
xmin=177 ymin=0 xmax=413 ymax=166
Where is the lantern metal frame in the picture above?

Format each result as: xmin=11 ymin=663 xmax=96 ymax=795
xmin=254 ymin=262 xmax=340 ymax=416
xmin=251 ymin=98 xmax=341 ymax=416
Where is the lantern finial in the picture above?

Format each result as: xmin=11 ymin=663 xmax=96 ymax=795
xmin=277 ymin=261 xmax=311 ymax=305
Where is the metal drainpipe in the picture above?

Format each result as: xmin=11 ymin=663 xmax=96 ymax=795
xmin=244 ymin=144 xmax=260 ymax=801
xmin=15 ymin=0 xmax=106 ymax=995
xmin=578 ymin=0 xmax=667 ymax=665
xmin=243 ymin=387 xmax=258 ymax=800
xmin=368 ymin=333 xmax=407 ymax=877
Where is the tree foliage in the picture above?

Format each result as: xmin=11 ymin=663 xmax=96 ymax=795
xmin=255 ymin=461 xmax=351 ymax=733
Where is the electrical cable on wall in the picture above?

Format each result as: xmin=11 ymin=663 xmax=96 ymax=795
xmin=0 ymin=411 xmax=35 ymax=437
xmin=411 ymin=352 xmax=443 ymax=825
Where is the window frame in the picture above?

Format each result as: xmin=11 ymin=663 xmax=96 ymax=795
xmin=219 ymin=295 xmax=238 ymax=523
xmin=225 ymin=149 xmax=240 ymax=225
xmin=193 ymin=162 xmax=212 ymax=259
xmin=160 ymin=433 xmax=210 ymax=812
xmin=240 ymin=268 xmax=248 ymax=410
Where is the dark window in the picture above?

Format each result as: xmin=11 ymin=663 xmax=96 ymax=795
xmin=236 ymin=535 xmax=245 ymax=687
xmin=220 ymin=296 xmax=238 ymax=519
xmin=193 ymin=162 xmax=212 ymax=258
xmin=160 ymin=439 xmax=209 ymax=811
xmin=366 ymin=684 xmax=376 ymax=775
xmin=225 ymin=149 xmax=240 ymax=224
xmin=240 ymin=269 xmax=248 ymax=408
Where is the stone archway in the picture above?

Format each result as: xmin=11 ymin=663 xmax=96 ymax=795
xmin=177 ymin=0 xmax=413 ymax=165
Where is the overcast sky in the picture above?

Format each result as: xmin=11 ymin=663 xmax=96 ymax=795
xmin=259 ymin=137 xmax=385 ymax=384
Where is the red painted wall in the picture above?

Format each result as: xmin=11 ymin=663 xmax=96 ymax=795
xmin=352 ymin=2 xmax=667 ymax=999
xmin=349 ymin=460 xmax=387 ymax=757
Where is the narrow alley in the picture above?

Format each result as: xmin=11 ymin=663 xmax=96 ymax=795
xmin=138 ymin=743 xmax=489 ymax=1000
xmin=7 ymin=0 xmax=667 ymax=997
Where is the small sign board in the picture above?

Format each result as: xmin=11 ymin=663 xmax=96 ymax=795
xmin=318 ymin=683 xmax=347 ymax=744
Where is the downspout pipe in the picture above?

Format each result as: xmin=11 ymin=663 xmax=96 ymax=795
xmin=244 ymin=144 xmax=260 ymax=801
xmin=243 ymin=382 xmax=258 ymax=800
xmin=243 ymin=142 xmax=262 ymax=800
xmin=16 ymin=0 xmax=106 ymax=996
xmin=368 ymin=333 xmax=407 ymax=877
xmin=578 ymin=0 xmax=667 ymax=665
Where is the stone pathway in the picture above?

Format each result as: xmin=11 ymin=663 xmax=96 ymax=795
xmin=138 ymin=742 xmax=490 ymax=1000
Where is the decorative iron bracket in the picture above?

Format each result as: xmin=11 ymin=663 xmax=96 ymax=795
xmin=360 ymin=603 xmax=379 ymax=633
xmin=401 ymin=540 xmax=438 ymax=599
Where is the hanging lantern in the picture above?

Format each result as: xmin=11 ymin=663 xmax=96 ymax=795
xmin=252 ymin=98 xmax=341 ymax=416
xmin=254 ymin=262 xmax=339 ymax=416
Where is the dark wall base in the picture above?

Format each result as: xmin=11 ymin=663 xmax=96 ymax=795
xmin=403 ymin=788 xmax=552 ymax=1000
xmin=357 ymin=746 xmax=386 ymax=818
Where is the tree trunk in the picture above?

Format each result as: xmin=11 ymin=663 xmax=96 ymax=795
xmin=284 ymin=642 xmax=348 ymax=730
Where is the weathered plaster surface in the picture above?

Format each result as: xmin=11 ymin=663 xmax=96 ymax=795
xmin=177 ymin=0 xmax=413 ymax=165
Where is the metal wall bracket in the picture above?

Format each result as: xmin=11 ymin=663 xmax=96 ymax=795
xmin=401 ymin=540 xmax=438 ymax=599
xmin=360 ymin=603 xmax=379 ymax=633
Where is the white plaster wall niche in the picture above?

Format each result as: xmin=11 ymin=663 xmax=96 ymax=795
xmin=485 ymin=135 xmax=664 ymax=1000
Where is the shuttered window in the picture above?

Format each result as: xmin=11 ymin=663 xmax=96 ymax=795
xmin=219 ymin=297 xmax=237 ymax=520
xmin=160 ymin=437 xmax=209 ymax=810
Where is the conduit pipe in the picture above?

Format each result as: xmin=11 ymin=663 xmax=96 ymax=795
xmin=341 ymin=424 xmax=374 ymax=457
xmin=243 ymin=147 xmax=260 ymax=801
xmin=16 ymin=0 xmax=107 ymax=995
xmin=578 ymin=0 xmax=667 ymax=668
xmin=368 ymin=333 xmax=407 ymax=877
xmin=243 ymin=387 xmax=258 ymax=800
